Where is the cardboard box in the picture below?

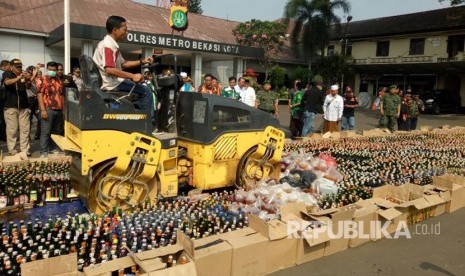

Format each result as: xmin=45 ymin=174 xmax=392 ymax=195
xmin=309 ymin=207 xmax=356 ymax=256
xmin=367 ymin=185 xmax=410 ymax=237
xmin=22 ymin=253 xmax=80 ymax=276
xmin=248 ymin=214 xmax=298 ymax=273
xmin=219 ymin=227 xmax=269 ymax=276
xmin=423 ymin=184 xmax=451 ymax=216
xmin=281 ymin=203 xmax=329 ymax=265
xmin=131 ymin=243 xmax=196 ymax=276
xmin=84 ymin=256 xmax=140 ymax=276
xmin=432 ymin=175 xmax=465 ymax=212
xmin=350 ymin=201 xmax=379 ymax=248
xmin=178 ymin=231 xmax=232 ymax=276
xmin=340 ymin=130 xmax=358 ymax=138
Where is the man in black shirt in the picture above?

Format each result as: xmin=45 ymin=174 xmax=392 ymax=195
xmin=301 ymin=81 xmax=325 ymax=136
xmin=2 ymin=59 xmax=31 ymax=156
xmin=342 ymin=90 xmax=359 ymax=130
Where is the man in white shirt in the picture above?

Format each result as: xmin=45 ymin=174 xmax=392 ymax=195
xmin=240 ymin=79 xmax=257 ymax=107
xmin=93 ymin=15 xmax=154 ymax=122
xmin=323 ymin=84 xmax=344 ymax=133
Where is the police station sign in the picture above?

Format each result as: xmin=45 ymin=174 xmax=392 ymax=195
xmin=125 ymin=31 xmax=262 ymax=57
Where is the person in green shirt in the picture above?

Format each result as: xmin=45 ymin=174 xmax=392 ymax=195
xmin=290 ymin=81 xmax=304 ymax=139
xmin=380 ymin=84 xmax=401 ymax=132
xmin=256 ymin=81 xmax=279 ymax=117
xmin=221 ymin=77 xmax=241 ymax=100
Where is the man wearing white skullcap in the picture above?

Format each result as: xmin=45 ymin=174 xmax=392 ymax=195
xmin=322 ymin=84 xmax=344 ymax=133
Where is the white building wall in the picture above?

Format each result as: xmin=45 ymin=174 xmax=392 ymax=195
xmin=0 ymin=33 xmax=64 ymax=70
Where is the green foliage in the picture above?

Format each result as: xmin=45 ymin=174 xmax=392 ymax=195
xmin=234 ymin=19 xmax=287 ymax=79
xmin=315 ymin=54 xmax=349 ymax=85
xmin=290 ymin=67 xmax=313 ymax=83
xmin=438 ymin=0 xmax=464 ymax=5
xmin=284 ymin=0 xmax=351 ymax=61
xmin=276 ymin=87 xmax=290 ymax=99
xmin=187 ymin=0 xmax=203 ymax=14
xmin=269 ymin=65 xmax=286 ymax=88
xmin=312 ymin=74 xmax=324 ymax=84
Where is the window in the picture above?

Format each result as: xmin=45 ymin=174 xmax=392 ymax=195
xmin=346 ymin=43 xmax=352 ymax=56
xmin=409 ymin=38 xmax=425 ymax=55
xmin=213 ymin=105 xmax=250 ymax=123
xmin=376 ymin=41 xmax=390 ymax=56
xmin=327 ymin=45 xmax=335 ymax=56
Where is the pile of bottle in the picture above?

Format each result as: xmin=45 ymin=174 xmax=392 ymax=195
xmin=283 ymin=132 xmax=465 ymax=209
xmin=0 ymin=160 xmax=75 ymax=209
xmin=0 ymin=191 xmax=247 ymax=274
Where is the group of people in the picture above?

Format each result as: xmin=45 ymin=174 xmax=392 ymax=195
xmin=0 ymin=59 xmax=83 ymax=158
xmin=178 ymin=72 xmax=280 ymax=115
xmin=288 ymin=80 xmax=359 ymax=139
xmin=373 ymin=85 xmax=424 ymax=132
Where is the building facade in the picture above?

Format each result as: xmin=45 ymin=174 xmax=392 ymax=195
xmin=0 ymin=0 xmax=273 ymax=88
xmin=328 ymin=6 xmax=465 ymax=108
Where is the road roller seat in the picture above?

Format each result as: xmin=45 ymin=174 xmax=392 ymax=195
xmin=78 ymin=55 xmax=139 ymax=104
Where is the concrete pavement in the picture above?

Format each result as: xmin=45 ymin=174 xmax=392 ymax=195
xmin=272 ymin=208 xmax=465 ymax=276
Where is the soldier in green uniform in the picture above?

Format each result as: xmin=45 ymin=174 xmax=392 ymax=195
xmin=408 ymin=93 xmax=424 ymax=130
xmin=256 ymin=81 xmax=279 ymax=117
xmin=221 ymin=77 xmax=241 ymax=100
xmin=380 ymin=85 xmax=401 ymax=132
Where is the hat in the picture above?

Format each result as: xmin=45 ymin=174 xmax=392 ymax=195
xmin=389 ymin=85 xmax=398 ymax=90
xmin=331 ymin=84 xmax=339 ymax=91
xmin=180 ymin=72 xmax=188 ymax=78
xmin=263 ymin=80 xmax=271 ymax=85
xmin=10 ymin=58 xmax=23 ymax=67
xmin=315 ymin=80 xmax=323 ymax=85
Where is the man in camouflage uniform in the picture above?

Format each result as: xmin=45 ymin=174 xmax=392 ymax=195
xmin=221 ymin=76 xmax=241 ymax=100
xmin=408 ymin=93 xmax=424 ymax=130
xmin=380 ymin=85 xmax=401 ymax=132
xmin=256 ymin=81 xmax=279 ymax=117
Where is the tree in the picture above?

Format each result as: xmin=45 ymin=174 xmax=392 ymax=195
xmin=269 ymin=65 xmax=287 ymax=88
xmin=284 ymin=0 xmax=350 ymax=79
xmin=315 ymin=53 xmax=350 ymax=86
xmin=234 ymin=20 xmax=287 ymax=80
xmin=439 ymin=0 xmax=465 ymax=5
xmin=188 ymin=0 xmax=203 ymax=14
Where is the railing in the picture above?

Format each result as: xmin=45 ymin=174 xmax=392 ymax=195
xmin=351 ymin=54 xmax=464 ymax=65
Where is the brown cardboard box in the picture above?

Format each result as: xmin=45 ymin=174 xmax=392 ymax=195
xmin=84 ymin=256 xmax=140 ymax=276
xmin=21 ymin=253 xmax=80 ymax=276
xmin=219 ymin=227 xmax=269 ymax=276
xmin=423 ymin=184 xmax=451 ymax=216
xmin=248 ymin=214 xmax=298 ymax=273
xmin=349 ymin=201 xmax=379 ymax=248
xmin=131 ymin=243 xmax=196 ymax=276
xmin=281 ymin=203 xmax=330 ymax=265
xmin=309 ymin=207 xmax=356 ymax=256
xmin=178 ymin=231 xmax=232 ymax=276
xmin=432 ymin=175 xmax=465 ymax=212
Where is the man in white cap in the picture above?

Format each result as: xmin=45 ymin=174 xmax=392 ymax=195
xmin=322 ymin=84 xmax=344 ymax=133
xmin=179 ymin=72 xmax=193 ymax=92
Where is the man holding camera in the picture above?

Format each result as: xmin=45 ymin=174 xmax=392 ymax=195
xmin=1 ymin=58 xmax=31 ymax=157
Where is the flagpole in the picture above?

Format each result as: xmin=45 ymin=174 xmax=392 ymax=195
xmin=64 ymin=0 xmax=70 ymax=74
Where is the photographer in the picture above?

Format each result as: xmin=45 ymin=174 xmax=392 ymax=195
xmin=1 ymin=58 xmax=31 ymax=156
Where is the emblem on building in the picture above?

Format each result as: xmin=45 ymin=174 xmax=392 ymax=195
xmin=169 ymin=0 xmax=188 ymax=31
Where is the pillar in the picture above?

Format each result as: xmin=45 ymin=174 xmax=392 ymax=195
xmin=354 ymin=73 xmax=361 ymax=96
xmin=460 ymin=75 xmax=465 ymax=107
xmin=81 ymin=40 xmax=94 ymax=58
xmin=233 ymin=57 xmax=244 ymax=80
xmin=191 ymin=53 xmax=202 ymax=88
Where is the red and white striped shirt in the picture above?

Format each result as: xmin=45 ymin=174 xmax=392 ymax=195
xmin=93 ymin=35 xmax=125 ymax=91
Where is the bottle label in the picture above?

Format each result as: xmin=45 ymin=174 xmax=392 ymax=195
xmin=30 ymin=191 xmax=38 ymax=202
xmin=0 ymin=195 xmax=7 ymax=208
